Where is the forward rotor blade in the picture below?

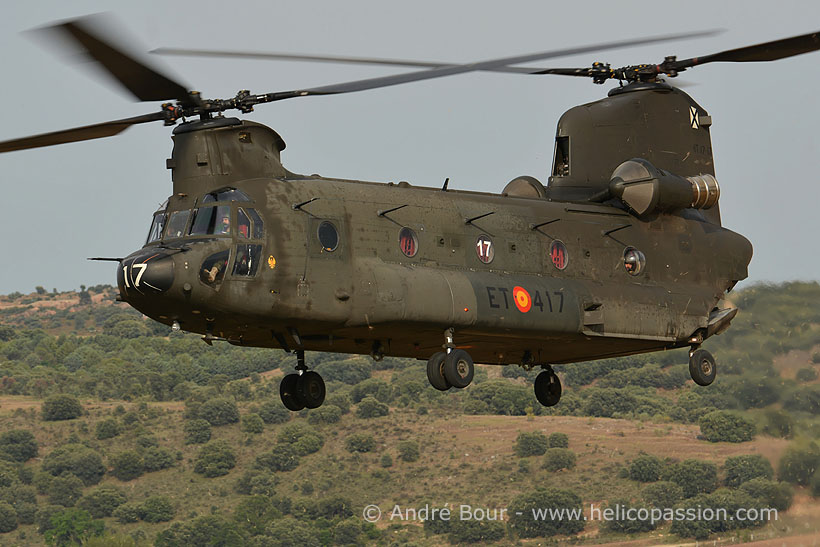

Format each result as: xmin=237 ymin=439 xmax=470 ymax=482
xmin=259 ymin=29 xmax=719 ymax=101
xmin=675 ymin=29 xmax=820 ymax=69
xmin=0 ymin=112 xmax=165 ymax=153
xmin=41 ymin=15 xmax=195 ymax=105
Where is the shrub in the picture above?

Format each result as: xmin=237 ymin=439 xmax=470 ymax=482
xmin=198 ymin=397 xmax=239 ymax=426
xmin=0 ymin=501 xmax=17 ymax=533
xmin=232 ymin=495 xmax=281 ymax=536
xmin=241 ymin=413 xmax=265 ymax=434
xmin=333 ymin=517 xmax=364 ymax=545
xmin=77 ymin=485 xmax=127 ymax=518
xmin=277 ymin=423 xmax=324 ymax=455
xmin=468 ymin=380 xmax=533 ymax=415
xmin=724 ymin=455 xmax=773 ymax=487
xmin=43 ymin=508 xmax=104 ymax=546
xmin=0 ymin=430 xmax=38 ymax=462
xmin=778 ymin=442 xmax=820 ymax=486
xmin=548 ymin=432 xmax=569 ymax=448
xmin=139 ymin=496 xmax=175 ymax=523
xmin=397 ymin=440 xmax=420 ymax=462
xmin=307 ymin=405 xmax=342 ymax=424
xmin=664 ymin=459 xmax=718 ymax=498
xmin=514 ymin=431 xmax=548 ymax=457
xmin=508 ymin=488 xmax=584 ymax=538
xmin=699 ymin=411 xmax=756 ymax=443
xmin=796 ymin=367 xmax=819 ymax=382
xmin=314 ymin=358 xmax=372 ymax=385
xmin=761 ymin=409 xmax=794 ymax=439
xmin=112 ymin=502 xmax=141 ymax=523
xmin=740 ymin=478 xmax=793 ymax=511
xmin=380 ymin=454 xmax=393 ymax=468
xmin=183 ymin=419 xmax=212 ymax=444
xmin=194 ymin=441 xmax=237 ymax=478
xmin=447 ymin=518 xmax=506 ymax=544
xmin=0 ymin=461 xmax=17 ymax=489
xmin=810 ymin=470 xmax=820 ymax=498
xmin=110 ymin=450 xmax=144 ymax=481
xmin=258 ymin=401 xmax=290 ymax=424
xmin=642 ymin=481 xmax=683 ymax=508
xmin=602 ymin=499 xmax=658 ymax=533
xmin=783 ymin=385 xmax=820 ymax=414
xmin=350 ymin=378 xmax=392 ymax=403
xmin=255 ymin=445 xmax=300 ymax=472
xmin=544 ymin=448 xmax=576 ymax=472
xmin=94 ymin=418 xmax=120 ymax=440
xmin=47 ymin=473 xmax=84 ymax=507
xmin=142 ymin=446 xmax=175 ymax=472
xmin=629 ymin=454 xmax=663 ymax=482
xmin=42 ymin=394 xmax=83 ymax=421
xmin=326 ymin=393 xmax=351 ymax=414
xmin=35 ymin=504 xmax=64 ymax=534
xmin=356 ymin=396 xmax=389 ymax=418
xmin=154 ymin=515 xmax=247 ymax=546
xmin=42 ymin=444 xmax=105 ymax=486
xmin=345 ymin=433 xmax=376 ymax=453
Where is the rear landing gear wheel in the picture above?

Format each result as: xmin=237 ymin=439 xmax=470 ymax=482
xmin=297 ymin=371 xmax=326 ymax=409
xmin=534 ymin=369 xmax=562 ymax=407
xmin=689 ymin=348 xmax=716 ymax=386
xmin=443 ymin=349 xmax=475 ymax=389
xmin=280 ymin=373 xmax=306 ymax=411
xmin=426 ymin=352 xmax=451 ymax=391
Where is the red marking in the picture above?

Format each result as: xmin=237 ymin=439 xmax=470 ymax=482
xmin=512 ymin=286 xmax=532 ymax=313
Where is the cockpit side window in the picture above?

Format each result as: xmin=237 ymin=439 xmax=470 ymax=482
xmin=165 ymin=210 xmax=191 ymax=239
xmin=202 ymin=188 xmax=251 ymax=203
xmin=237 ymin=208 xmax=251 ymax=239
xmin=247 ymin=208 xmax=264 ymax=239
xmin=232 ymin=244 xmax=262 ymax=277
xmin=189 ymin=205 xmax=231 ymax=236
xmin=146 ymin=213 xmax=166 ymax=244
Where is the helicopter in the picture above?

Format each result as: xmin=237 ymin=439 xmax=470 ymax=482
xmin=1 ymin=17 xmax=818 ymax=412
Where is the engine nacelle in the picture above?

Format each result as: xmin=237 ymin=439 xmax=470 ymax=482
xmin=609 ymin=158 xmax=720 ymax=218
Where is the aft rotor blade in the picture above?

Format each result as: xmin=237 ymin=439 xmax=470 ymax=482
xmin=40 ymin=15 xmax=196 ymax=105
xmin=253 ymin=29 xmax=720 ymax=101
xmin=0 ymin=112 xmax=165 ymax=153
xmin=674 ymin=29 xmax=820 ymax=69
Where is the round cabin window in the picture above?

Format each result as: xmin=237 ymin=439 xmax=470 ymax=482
xmin=317 ymin=221 xmax=339 ymax=252
xmin=475 ymin=235 xmax=494 ymax=264
xmin=550 ymin=240 xmax=568 ymax=270
xmin=623 ymin=247 xmax=646 ymax=276
xmin=399 ymin=227 xmax=418 ymax=257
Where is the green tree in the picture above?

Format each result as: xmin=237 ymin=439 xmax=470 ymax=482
xmin=356 ymin=396 xmax=389 ymax=418
xmin=724 ymin=454 xmax=773 ymax=487
xmin=194 ymin=441 xmax=237 ymax=478
xmin=778 ymin=442 xmax=820 ymax=486
xmin=397 ymin=440 xmax=420 ymax=462
xmin=0 ymin=429 xmax=38 ymax=462
xmin=642 ymin=481 xmax=683 ymax=508
xmin=255 ymin=445 xmax=300 ymax=472
xmin=139 ymin=496 xmax=175 ymax=523
xmin=514 ymin=431 xmax=548 ymax=457
xmin=699 ymin=411 xmax=756 ymax=443
xmin=307 ymin=405 xmax=342 ymax=424
xmin=183 ymin=419 xmax=212 ymax=444
xmin=94 ymin=419 xmax=120 ymax=440
xmin=154 ymin=515 xmax=247 ymax=546
xmin=42 ymin=444 xmax=105 ymax=486
xmin=508 ymin=488 xmax=585 ymax=538
xmin=345 ymin=433 xmax=376 ymax=453
xmin=241 ymin=413 xmax=265 ymax=434
xmin=43 ymin=508 xmax=104 ymax=546
xmin=111 ymin=503 xmax=141 ymax=524
xmin=544 ymin=448 xmax=576 ymax=472
xmin=548 ymin=432 xmax=569 ymax=448
xmin=740 ymin=478 xmax=793 ymax=511
xmin=110 ymin=451 xmax=144 ymax=481
xmin=277 ymin=423 xmax=324 ymax=455
xmin=47 ymin=473 xmax=84 ymax=507
xmin=232 ymin=495 xmax=280 ymax=536
xmin=663 ymin=459 xmax=718 ymax=498
xmin=629 ymin=454 xmax=663 ymax=482
xmin=198 ymin=397 xmax=240 ymax=426
xmin=77 ymin=485 xmax=127 ymax=518
xmin=141 ymin=446 xmax=175 ymax=472
xmin=258 ymin=401 xmax=290 ymax=424
xmin=0 ymin=501 xmax=17 ymax=533
xmin=42 ymin=394 xmax=83 ymax=421
xmin=602 ymin=499 xmax=658 ymax=533
xmin=761 ymin=409 xmax=794 ymax=439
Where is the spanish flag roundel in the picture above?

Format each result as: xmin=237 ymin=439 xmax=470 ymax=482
xmin=512 ymin=286 xmax=532 ymax=313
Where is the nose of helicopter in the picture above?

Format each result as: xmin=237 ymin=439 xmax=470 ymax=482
xmin=117 ymin=249 xmax=175 ymax=297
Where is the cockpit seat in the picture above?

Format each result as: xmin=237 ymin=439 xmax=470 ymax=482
xmin=502 ymin=176 xmax=547 ymax=199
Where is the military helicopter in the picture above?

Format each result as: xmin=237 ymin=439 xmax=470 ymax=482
xmin=2 ymin=17 xmax=818 ymax=412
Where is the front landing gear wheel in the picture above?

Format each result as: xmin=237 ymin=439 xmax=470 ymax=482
xmin=297 ymin=371 xmax=326 ymax=409
xmin=280 ymin=373 xmax=306 ymax=411
xmin=443 ymin=349 xmax=475 ymax=388
xmin=534 ymin=369 xmax=562 ymax=407
xmin=426 ymin=352 xmax=451 ymax=391
xmin=689 ymin=349 xmax=716 ymax=386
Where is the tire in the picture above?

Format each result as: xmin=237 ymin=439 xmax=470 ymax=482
xmin=297 ymin=371 xmax=326 ymax=409
xmin=426 ymin=352 xmax=451 ymax=391
xmin=280 ymin=373 xmax=306 ymax=411
xmin=689 ymin=349 xmax=716 ymax=386
xmin=534 ymin=370 xmax=562 ymax=407
xmin=443 ymin=349 xmax=474 ymax=389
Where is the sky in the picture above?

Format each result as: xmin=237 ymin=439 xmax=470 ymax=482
xmin=1 ymin=0 xmax=819 ymax=293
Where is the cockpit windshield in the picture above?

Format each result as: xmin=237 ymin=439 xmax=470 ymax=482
xmin=146 ymin=213 xmax=166 ymax=244
xmin=189 ymin=205 xmax=231 ymax=236
xmin=201 ymin=188 xmax=251 ymax=203
xmin=165 ymin=210 xmax=191 ymax=239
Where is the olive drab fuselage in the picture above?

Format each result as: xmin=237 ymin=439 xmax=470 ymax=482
xmin=118 ymin=83 xmax=753 ymax=367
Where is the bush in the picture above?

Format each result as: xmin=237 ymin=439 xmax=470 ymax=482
xmin=397 ymin=440 xmax=420 ymax=462
xmin=35 ymin=504 xmax=64 ymax=534
xmin=602 ymin=499 xmax=658 ymax=533
xmin=42 ymin=394 xmax=84 ymax=421
xmin=642 ymin=481 xmax=683 ymax=508
xmin=277 ymin=423 xmax=324 ymax=455
xmin=154 ymin=515 xmax=247 ymax=546
xmin=724 ymin=455 xmax=773 ymax=487
xmin=0 ymin=501 xmax=17 ymax=533
xmin=345 ymin=433 xmax=376 ymax=453
xmin=699 ymin=411 xmax=756 ymax=443
xmin=110 ymin=450 xmax=144 ymax=481
xmin=77 ymin=485 xmax=127 ymax=518
xmin=258 ymin=401 xmax=290 ymax=424
xmin=380 ymin=454 xmax=393 ymax=468
xmin=544 ymin=448 xmax=576 ymax=472
xmin=307 ymin=405 xmax=342 ymax=424
xmin=514 ymin=431 xmax=548 ymax=457
xmin=0 ymin=430 xmax=38 ymax=462
xmin=468 ymin=380 xmax=533 ymax=415
xmin=255 ymin=445 xmax=300 ymax=472
xmin=142 ymin=446 xmax=175 ymax=472
xmin=778 ymin=442 xmax=820 ymax=486
xmin=198 ymin=397 xmax=239 ymax=426
xmin=548 ymin=432 xmax=569 ymax=448
xmin=508 ymin=488 xmax=584 ymax=538
xmin=664 ymin=459 xmax=718 ymax=498
xmin=43 ymin=508 xmax=104 ymax=546
xmin=796 ymin=367 xmax=819 ymax=382
xmin=233 ymin=495 xmax=281 ymax=536
xmin=356 ymin=396 xmax=389 ymax=418
xmin=447 ymin=518 xmax=506 ymax=544
xmin=42 ymin=444 xmax=105 ymax=486
xmin=183 ymin=419 xmax=212 ymax=445
xmin=139 ymin=496 xmax=175 ymax=523
xmin=350 ymin=378 xmax=392 ymax=403
xmin=740 ymin=478 xmax=793 ymax=511
xmin=761 ymin=409 xmax=794 ymax=439
xmin=194 ymin=441 xmax=237 ymax=478
xmin=112 ymin=502 xmax=141 ymax=524
xmin=47 ymin=473 xmax=85 ymax=507
xmin=629 ymin=454 xmax=663 ymax=482
xmin=94 ymin=418 xmax=120 ymax=440
xmin=783 ymin=385 xmax=820 ymax=414
xmin=241 ymin=413 xmax=265 ymax=434
xmin=332 ymin=517 xmax=365 ymax=545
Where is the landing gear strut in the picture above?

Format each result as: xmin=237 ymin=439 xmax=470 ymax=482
xmin=280 ymin=350 xmax=326 ymax=411
xmin=534 ymin=366 xmax=562 ymax=407
xmin=688 ymin=347 xmax=716 ymax=386
xmin=426 ymin=328 xmax=475 ymax=391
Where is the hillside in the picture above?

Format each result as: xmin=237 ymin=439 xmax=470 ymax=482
xmin=0 ymin=282 xmax=818 ymax=546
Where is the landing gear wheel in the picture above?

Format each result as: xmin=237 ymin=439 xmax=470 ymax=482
xmin=426 ymin=352 xmax=451 ymax=391
xmin=443 ymin=349 xmax=475 ymax=389
xmin=297 ymin=371 xmax=326 ymax=409
xmin=280 ymin=373 xmax=306 ymax=411
xmin=534 ymin=370 xmax=562 ymax=407
xmin=689 ymin=349 xmax=716 ymax=386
